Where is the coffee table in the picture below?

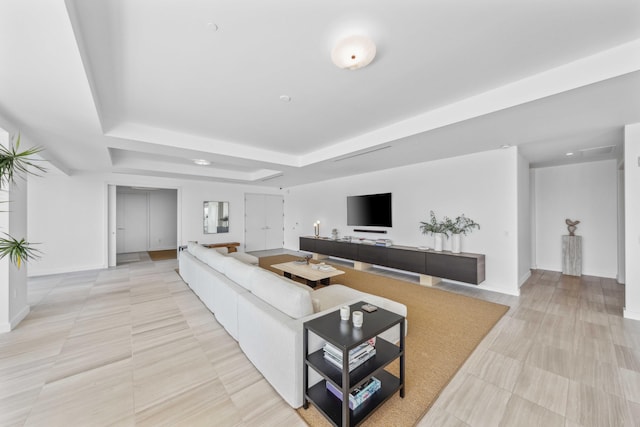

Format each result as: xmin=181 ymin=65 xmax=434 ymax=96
xmin=271 ymin=261 xmax=345 ymax=288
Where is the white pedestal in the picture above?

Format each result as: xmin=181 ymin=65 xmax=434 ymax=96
xmin=562 ymin=235 xmax=582 ymax=276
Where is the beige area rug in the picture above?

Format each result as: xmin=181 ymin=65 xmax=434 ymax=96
xmin=148 ymin=249 xmax=177 ymax=261
xmin=259 ymin=254 xmax=510 ymax=427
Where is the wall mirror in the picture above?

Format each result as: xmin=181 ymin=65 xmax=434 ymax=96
xmin=204 ymin=201 xmax=229 ymax=234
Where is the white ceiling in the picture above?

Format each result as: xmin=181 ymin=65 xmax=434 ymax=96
xmin=1 ymin=0 xmax=639 ymax=187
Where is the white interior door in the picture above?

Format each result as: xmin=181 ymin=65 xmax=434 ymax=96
xmin=118 ymin=192 xmax=149 ymax=253
xmin=245 ymin=194 xmax=266 ymax=252
xmin=265 ymin=195 xmax=284 ymax=250
xmin=244 ymin=194 xmax=283 ymax=252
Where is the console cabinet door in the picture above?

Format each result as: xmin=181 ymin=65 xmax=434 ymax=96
xmin=314 ymin=240 xmax=358 ymax=260
xmin=386 ymin=247 xmax=427 ymax=273
xmin=357 ymin=245 xmax=388 ymax=265
xmin=427 ymin=253 xmax=481 ymax=284
xmin=299 ymin=237 xmax=316 ymax=252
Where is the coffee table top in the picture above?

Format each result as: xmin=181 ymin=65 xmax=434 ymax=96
xmin=271 ymin=261 xmax=345 ymax=282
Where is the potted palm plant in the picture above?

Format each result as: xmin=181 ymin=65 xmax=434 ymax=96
xmin=0 ymin=133 xmax=45 ymax=268
xmin=448 ymin=214 xmax=480 ymax=253
xmin=419 ymin=211 xmax=449 ymax=251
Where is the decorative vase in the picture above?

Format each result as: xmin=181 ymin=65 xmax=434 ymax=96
xmin=434 ymin=233 xmax=444 ymax=252
xmin=451 ymin=233 xmax=461 ymax=254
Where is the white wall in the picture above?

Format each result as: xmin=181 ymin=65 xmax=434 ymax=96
xmin=284 ymin=148 xmax=521 ymax=295
xmin=624 ymin=123 xmax=640 ymax=320
xmin=534 ymin=160 xmax=618 ymax=278
xmin=517 ymin=151 xmax=531 ymax=285
xmin=27 ymin=172 xmax=281 ymax=276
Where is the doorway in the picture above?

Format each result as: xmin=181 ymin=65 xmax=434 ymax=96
xmin=244 ymin=194 xmax=284 ymax=252
xmin=110 ymin=186 xmax=179 ymax=266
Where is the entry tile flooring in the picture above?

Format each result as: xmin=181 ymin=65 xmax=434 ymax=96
xmin=1 ymin=251 xmax=639 ymax=426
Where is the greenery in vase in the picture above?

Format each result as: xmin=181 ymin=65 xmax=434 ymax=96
xmin=419 ymin=210 xmax=450 ymax=237
xmin=448 ymin=214 xmax=480 ymax=235
xmin=0 ymin=133 xmax=45 ymax=268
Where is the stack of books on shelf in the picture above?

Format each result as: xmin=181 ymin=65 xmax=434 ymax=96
xmin=326 ymin=377 xmax=382 ymax=410
xmin=323 ymin=341 xmax=376 ymax=372
xmin=375 ymin=239 xmax=392 ymax=247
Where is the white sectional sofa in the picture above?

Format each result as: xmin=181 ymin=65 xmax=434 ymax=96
xmin=178 ymin=243 xmax=407 ymax=408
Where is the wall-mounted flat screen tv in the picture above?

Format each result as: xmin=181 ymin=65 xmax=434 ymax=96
xmin=347 ymin=193 xmax=392 ymax=227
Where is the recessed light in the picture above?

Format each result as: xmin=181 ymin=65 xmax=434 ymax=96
xmin=193 ymin=159 xmax=211 ymax=166
xmin=279 ymin=95 xmax=291 ymax=102
xmin=207 ymin=22 xmax=218 ymax=32
xmin=500 ymin=144 xmax=511 ymax=149
xmin=565 ymin=152 xmax=575 ymax=157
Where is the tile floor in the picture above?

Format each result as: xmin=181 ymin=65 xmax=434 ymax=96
xmin=1 ymin=252 xmax=639 ymax=426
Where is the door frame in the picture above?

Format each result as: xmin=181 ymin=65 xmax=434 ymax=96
xmin=106 ymin=183 xmax=182 ymax=267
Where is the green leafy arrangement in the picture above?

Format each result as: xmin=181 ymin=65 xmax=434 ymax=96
xmin=446 ymin=214 xmax=480 ymax=235
xmin=419 ymin=210 xmax=451 ymax=236
xmin=0 ymin=133 xmax=45 ymax=268
xmin=420 ymin=211 xmax=480 ymax=237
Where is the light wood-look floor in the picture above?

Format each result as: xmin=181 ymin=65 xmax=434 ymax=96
xmin=0 ymin=258 xmax=304 ymax=427
xmin=2 ymin=251 xmax=640 ymax=426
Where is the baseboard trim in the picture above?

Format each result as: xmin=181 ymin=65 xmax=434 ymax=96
xmin=28 ymin=264 xmax=106 ymax=277
xmin=519 ymin=270 xmax=532 ymax=287
xmin=624 ymin=308 xmax=640 ymax=321
xmin=0 ymin=305 xmax=30 ymax=332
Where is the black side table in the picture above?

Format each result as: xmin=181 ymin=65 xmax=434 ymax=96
xmin=303 ymin=301 xmax=405 ymax=427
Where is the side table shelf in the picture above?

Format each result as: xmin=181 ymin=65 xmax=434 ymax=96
xmin=303 ymin=301 xmax=405 ymax=427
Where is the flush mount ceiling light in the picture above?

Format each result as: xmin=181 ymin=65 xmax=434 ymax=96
xmin=565 ymin=152 xmax=575 ymax=157
xmin=193 ymin=159 xmax=211 ymax=166
xmin=331 ymin=35 xmax=376 ymax=70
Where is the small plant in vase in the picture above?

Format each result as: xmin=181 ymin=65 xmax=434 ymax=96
xmin=448 ymin=214 xmax=480 ymax=253
xmin=419 ymin=211 xmax=449 ymax=251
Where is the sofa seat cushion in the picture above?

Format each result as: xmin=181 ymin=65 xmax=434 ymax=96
xmin=250 ymin=269 xmax=314 ymax=319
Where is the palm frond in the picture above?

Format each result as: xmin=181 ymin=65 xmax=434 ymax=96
xmin=0 ymin=234 xmax=41 ymax=269
xmin=0 ymin=133 xmax=46 ymax=189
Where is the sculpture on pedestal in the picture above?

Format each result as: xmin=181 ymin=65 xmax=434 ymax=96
xmin=565 ymin=218 xmax=580 ymax=236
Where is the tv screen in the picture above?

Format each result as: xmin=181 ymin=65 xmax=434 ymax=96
xmin=347 ymin=193 xmax=392 ymax=227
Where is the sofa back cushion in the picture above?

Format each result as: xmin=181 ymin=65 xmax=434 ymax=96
xmin=187 ymin=241 xmax=199 ymax=256
xmin=191 ymin=244 xmax=209 ymax=261
xmin=204 ymin=248 xmax=227 ymax=271
xmin=250 ymin=269 xmax=314 ymax=319
xmin=223 ymin=257 xmax=258 ymax=291
xmin=199 ymin=248 xmax=224 ymax=269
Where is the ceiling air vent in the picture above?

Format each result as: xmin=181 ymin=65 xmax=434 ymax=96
xmin=578 ymin=145 xmax=615 ymax=158
xmin=334 ymin=146 xmax=392 ymax=162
